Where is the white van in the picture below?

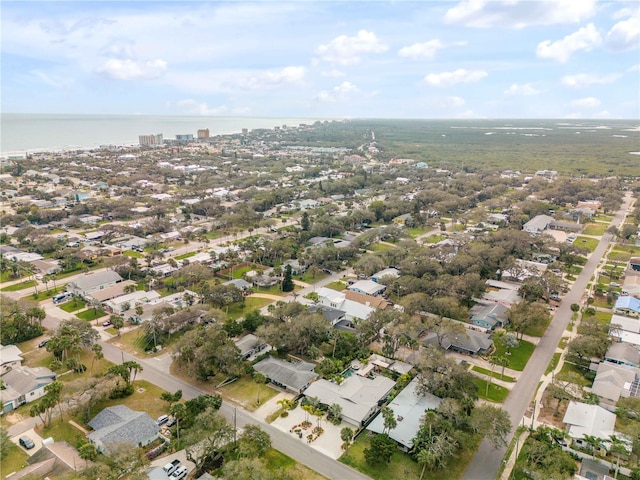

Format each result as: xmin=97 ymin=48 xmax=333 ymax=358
xmin=170 ymin=466 xmax=188 ymax=479
xmin=53 ymin=293 xmax=71 ymax=304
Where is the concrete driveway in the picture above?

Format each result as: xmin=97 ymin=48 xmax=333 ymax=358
xmin=11 ymin=427 xmax=44 ymax=456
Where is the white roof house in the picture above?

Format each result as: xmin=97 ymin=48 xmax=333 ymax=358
xmin=610 ymin=314 xmax=640 ymax=347
xmin=371 ymin=268 xmax=400 ymax=283
xmin=303 ymin=375 xmax=395 ymax=426
xmin=367 ymin=377 xmax=441 ymax=450
xmin=67 ymin=271 xmax=123 ymax=296
xmin=1 ymin=366 xmax=57 ymax=414
xmin=347 ymin=279 xmax=387 ymax=297
xmin=523 ymin=214 xmax=554 ymax=234
xmin=591 ymin=361 xmax=639 ymax=403
xmin=316 ymin=288 xmax=374 ymax=321
xmin=0 ymin=344 xmax=23 ymax=374
xmin=562 ymin=401 xmax=616 ymax=442
xmin=104 ymin=290 xmax=161 ymax=314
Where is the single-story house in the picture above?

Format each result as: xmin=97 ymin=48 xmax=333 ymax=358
xmin=482 ymin=287 xmax=522 ymax=307
xmin=234 ymin=334 xmax=268 ymax=360
xmin=367 ymin=377 xmax=441 ymax=451
xmin=1 ymin=366 xmax=57 ymax=414
xmin=9 ymin=441 xmax=88 ymax=478
xmin=562 ymin=401 xmax=616 ymax=451
xmin=604 ymin=342 xmax=640 ymax=368
xmin=303 ymin=374 xmax=395 ymax=427
xmin=223 ymin=278 xmax=252 ymax=291
xmin=309 ymin=304 xmax=347 ymax=327
xmin=423 ymin=329 xmax=493 ymax=356
xmin=371 ymin=268 xmax=400 ymax=284
xmin=347 ymin=279 xmax=386 ymax=297
xmin=282 ymin=259 xmax=306 ymax=275
xmin=591 ymin=361 xmax=639 ymax=403
xmin=392 ymin=213 xmax=413 ymax=227
xmin=522 ymin=214 xmax=554 ymax=234
xmin=622 ymin=275 xmax=640 ymax=298
xmin=87 ymin=405 xmax=160 ymax=453
xmin=615 ymin=296 xmax=640 ymax=318
xmin=0 ymin=344 xmax=23 ymax=374
xmin=104 ymin=290 xmax=161 ymax=314
xmin=354 ymin=354 xmax=413 ymax=378
xmin=30 ymin=259 xmax=62 ymax=275
xmin=66 ymin=271 xmax=123 ymax=297
xmin=609 ymin=314 xmax=640 ymax=347
xmin=343 ymin=290 xmax=391 ymax=310
xmin=469 ymin=302 xmax=509 ymax=330
xmin=85 ymin=280 xmax=137 ymax=303
xmin=317 ymin=288 xmax=374 ymax=322
xmin=253 ymin=356 xmax=318 ymax=394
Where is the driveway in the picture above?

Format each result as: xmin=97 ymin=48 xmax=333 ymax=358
xmin=10 ymin=427 xmax=44 ymax=457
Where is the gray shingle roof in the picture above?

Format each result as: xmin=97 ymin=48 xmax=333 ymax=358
xmin=70 ymin=270 xmax=122 ymax=292
xmin=88 ymin=405 xmax=159 ymax=449
xmin=253 ymin=356 xmax=318 ymax=392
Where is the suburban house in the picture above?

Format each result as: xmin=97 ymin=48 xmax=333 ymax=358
xmin=343 ymin=290 xmax=391 ymax=310
xmin=0 ymin=344 xmax=23 ymax=374
xmin=622 ymin=275 xmax=640 ymax=298
xmin=609 ymin=314 xmax=640 ymax=347
xmin=87 ymin=405 xmax=160 ymax=453
xmin=234 ymin=334 xmax=268 ymax=360
xmin=1 ymin=366 xmax=57 ymax=414
xmin=615 ymin=296 xmax=640 ymax=318
xmin=223 ymin=278 xmax=252 ymax=291
xmin=469 ymin=302 xmax=509 ymax=330
xmin=303 ymin=374 xmax=395 ymax=427
xmin=562 ymin=401 xmax=617 ymax=451
xmin=84 ymin=280 xmax=137 ymax=303
xmin=66 ymin=271 xmax=123 ymax=297
xmin=347 ymin=279 xmax=387 ymax=297
xmin=9 ymin=441 xmax=88 ymax=478
xmin=392 ymin=213 xmax=413 ymax=227
xmin=423 ymin=328 xmax=493 ymax=356
xmin=522 ymin=214 xmax=554 ymax=235
xmin=367 ymin=377 xmax=441 ymax=451
xmin=253 ymin=356 xmax=318 ymax=394
xmin=371 ymin=268 xmax=400 ymax=283
xmin=482 ymin=280 xmax=522 ymax=307
xmin=104 ymin=290 xmax=162 ymax=314
xmin=604 ymin=342 xmax=640 ymax=368
xmin=353 ymin=354 xmax=413 ymax=378
xmin=281 ymin=259 xmax=306 ymax=275
xmin=317 ymin=287 xmax=375 ymax=322
xmin=591 ymin=361 xmax=640 ymax=403
xmin=309 ymin=304 xmax=348 ymax=329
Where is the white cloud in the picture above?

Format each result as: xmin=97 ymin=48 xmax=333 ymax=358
xmin=321 ymin=69 xmax=346 ymax=78
xmin=176 ymin=99 xmax=228 ymax=115
xmin=628 ymin=64 xmax=640 ymax=72
xmin=424 ymin=69 xmax=487 ymax=86
xmin=536 ymin=24 xmax=601 ymax=62
xmin=315 ymin=30 xmax=388 ymax=65
xmin=398 ymin=40 xmax=444 ymax=59
xmin=96 ymin=58 xmax=167 ymax=80
xmin=237 ymin=66 xmax=306 ymax=90
xmin=315 ymin=81 xmax=360 ymax=103
xmin=606 ymin=16 xmax=640 ymax=51
xmin=444 ymin=0 xmax=596 ymax=28
xmin=504 ymin=83 xmax=542 ymax=95
xmin=561 ymin=73 xmax=620 ymax=87
xmin=31 ymin=70 xmax=75 ymax=89
xmin=437 ymin=96 xmax=466 ymax=108
xmin=571 ymin=97 xmax=601 ymax=108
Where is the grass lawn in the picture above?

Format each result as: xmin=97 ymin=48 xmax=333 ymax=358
xmin=37 ymin=416 xmax=88 ymax=448
xmin=253 ymin=284 xmax=288 ymax=296
xmin=423 ymin=234 xmax=447 ymax=244
xmin=493 ymin=340 xmax=535 ymax=371
xmin=369 ymin=242 xmax=394 ymax=251
xmin=408 ymin=226 xmax=431 ymax=237
xmin=1 ymin=441 xmax=29 ymax=476
xmin=123 ymin=250 xmax=144 ymax=258
xmin=175 ymin=252 xmax=196 ymax=261
xmin=582 ymin=223 xmax=608 ymax=236
xmin=60 ymin=298 xmax=87 ymax=312
xmin=0 ymin=271 xmax=24 ymax=282
xmin=340 ymin=433 xmax=481 ymax=480
xmin=475 ymin=378 xmax=510 ymax=402
xmin=591 ymin=310 xmax=612 ymax=325
xmin=573 ymin=236 xmax=599 ymax=252
xmin=263 ymin=449 xmax=327 ymax=480
xmin=22 ymin=286 xmax=66 ymax=301
xmin=0 ymin=280 xmax=36 ymax=291
xmin=608 ymin=250 xmax=632 ymax=262
xmin=226 ymin=297 xmax=273 ymax=320
xmin=218 ymin=375 xmax=279 ymax=411
xmin=546 ymin=353 xmax=561 ymax=375
xmin=524 ymin=315 xmax=552 ymax=337
xmin=472 ymin=366 xmax=515 ymax=382
xmin=231 ymin=265 xmax=262 ymax=279
xmin=296 ymin=272 xmax=329 ymax=284
xmin=109 ymin=328 xmax=185 ymax=358
xmin=557 ymin=361 xmax=593 ymax=387
xmin=325 ymin=281 xmax=348 ymax=291
xmin=591 ymin=296 xmax=615 ymax=309
xmin=596 ymin=215 xmax=614 ymax=222
xmin=76 ymin=308 xmax=107 ymax=321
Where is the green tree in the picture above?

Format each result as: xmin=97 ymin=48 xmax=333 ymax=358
xmin=0 ymin=427 xmax=9 ymax=460
xmin=364 ymin=434 xmax=396 ymax=465
xmin=417 ymin=449 xmax=436 ymax=480
xmin=301 ymin=211 xmax=310 ymax=231
xmin=253 ymin=372 xmax=267 ymax=406
xmin=281 ymin=264 xmax=294 ymax=292
xmin=79 ymin=442 xmax=98 ymax=461
xmin=238 ymin=424 xmax=271 ymax=458
xmin=185 ymin=407 xmax=235 ymax=475
xmin=381 ymin=406 xmax=397 ymax=434
xmin=340 ymin=427 xmax=354 ymax=447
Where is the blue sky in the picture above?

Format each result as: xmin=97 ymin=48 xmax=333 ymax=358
xmin=2 ymin=1 xmax=638 ymax=118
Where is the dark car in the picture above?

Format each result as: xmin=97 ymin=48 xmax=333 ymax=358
xmin=38 ymin=339 xmax=49 ymax=348
xmin=19 ymin=436 xmax=35 ymax=450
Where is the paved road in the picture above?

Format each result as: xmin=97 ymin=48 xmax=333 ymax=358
xmin=462 ymin=192 xmax=635 ymax=480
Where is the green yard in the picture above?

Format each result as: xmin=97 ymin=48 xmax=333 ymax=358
xmin=369 ymin=242 xmax=394 ymax=251
xmin=262 ymin=449 xmax=327 ymax=480
xmin=226 ymin=297 xmax=273 ymax=320
xmin=1 ymin=441 xmax=30 ymax=477
xmin=295 ymin=271 xmax=329 ymax=284
xmin=123 ymin=250 xmax=144 ymax=258
xmin=423 ymin=234 xmax=447 ymax=244
xmin=582 ymin=223 xmax=608 ymax=236
xmin=408 ymin=226 xmax=432 ymax=237
xmin=0 ymin=280 xmax=36 ymax=292
xmin=340 ymin=432 xmax=481 ymax=480
xmin=218 ymin=375 xmax=279 ymax=411
xmin=472 ymin=366 xmax=515 ymax=382
xmin=76 ymin=308 xmax=107 ymax=321
xmin=175 ymin=252 xmax=196 ymax=261
xmin=475 ymin=378 xmax=510 ymax=402
xmin=60 ymin=298 xmax=87 ymax=312
xmin=493 ymin=340 xmax=535 ymax=371
xmin=546 ymin=353 xmax=561 ymax=375
xmin=23 ymin=286 xmax=66 ymax=301
xmin=325 ymin=281 xmax=348 ymax=292
xmin=573 ymin=236 xmax=599 ymax=253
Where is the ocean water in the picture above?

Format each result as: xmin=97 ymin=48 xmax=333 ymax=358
xmin=0 ymin=113 xmax=325 ymax=156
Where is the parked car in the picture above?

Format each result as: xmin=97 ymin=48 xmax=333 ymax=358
xmin=19 ymin=436 xmax=35 ymax=450
xmin=166 ymin=416 xmax=177 ymax=427
xmin=163 ymin=459 xmax=181 ymax=475
xmin=156 ymin=414 xmax=169 ymax=425
xmin=102 ymin=321 xmax=112 ymax=327
xmin=38 ymin=339 xmax=49 ymax=348
xmin=170 ymin=466 xmax=188 ymax=480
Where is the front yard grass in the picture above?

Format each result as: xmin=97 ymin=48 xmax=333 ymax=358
xmin=175 ymin=252 xmax=196 ymax=261
xmin=218 ymin=375 xmax=279 ymax=411
xmin=22 ymin=286 xmax=66 ymax=301
xmin=60 ymin=298 xmax=87 ymax=312
xmin=1 ymin=441 xmax=29 ymax=477
xmin=582 ymin=223 xmax=608 ymax=236
xmin=591 ymin=310 xmax=612 ymax=325
xmin=546 ymin=353 xmax=561 ymax=375
xmin=325 ymin=281 xmax=347 ymax=292
xmin=408 ymin=226 xmax=431 ymax=237
xmin=423 ymin=234 xmax=446 ymax=244
xmin=76 ymin=308 xmax=107 ymax=321
xmin=475 ymin=378 xmax=510 ymax=402
xmin=263 ymin=449 xmax=327 ymax=480
xmin=472 ymin=366 xmax=515 ymax=382
xmin=369 ymin=242 xmax=394 ymax=252
xmin=340 ymin=432 xmax=481 ymax=480
xmin=296 ymin=271 xmax=329 ymax=284
xmin=557 ymin=361 xmax=593 ymax=387
xmin=573 ymin=236 xmax=599 ymax=252
xmin=123 ymin=250 xmax=144 ymax=258
xmin=0 ymin=280 xmax=36 ymax=291
xmin=226 ymin=297 xmax=273 ymax=320
xmin=493 ymin=340 xmax=535 ymax=371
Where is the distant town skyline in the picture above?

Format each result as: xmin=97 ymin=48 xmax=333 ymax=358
xmin=2 ymin=1 xmax=638 ymax=119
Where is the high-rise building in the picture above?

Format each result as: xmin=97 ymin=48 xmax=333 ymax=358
xmin=138 ymin=134 xmax=163 ymax=146
xmin=242 ymin=128 xmax=248 ymax=135
xmin=197 ymin=129 xmax=209 ymax=139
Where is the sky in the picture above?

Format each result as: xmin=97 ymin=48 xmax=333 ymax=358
xmin=2 ymin=0 xmax=639 ymax=119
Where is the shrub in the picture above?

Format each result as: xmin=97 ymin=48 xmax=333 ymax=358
xmin=280 ymin=411 xmax=289 ymax=418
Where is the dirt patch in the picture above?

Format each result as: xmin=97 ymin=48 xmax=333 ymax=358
xmin=4 ymin=412 xmax=25 ymax=425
